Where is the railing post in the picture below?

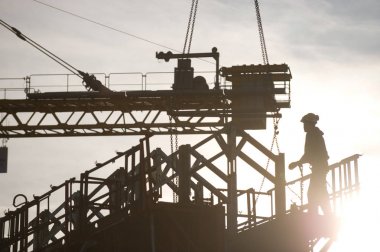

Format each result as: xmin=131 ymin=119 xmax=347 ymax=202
xmin=247 ymin=190 xmax=252 ymax=228
xmin=354 ymin=157 xmax=360 ymax=193
xmin=178 ymin=144 xmax=191 ymax=204
xmin=227 ymin=125 xmax=237 ymax=233
xmin=252 ymin=190 xmax=257 ymax=227
xmin=331 ymin=168 xmax=336 ymax=214
xmin=64 ymin=180 xmax=70 ymax=236
xmin=79 ymin=172 xmax=88 ymax=236
xmin=139 ymin=139 xmax=147 ymax=210
xmin=275 ymin=153 xmax=286 ymax=217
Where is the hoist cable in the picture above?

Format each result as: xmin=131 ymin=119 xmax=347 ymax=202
xmin=1 ymin=18 xmax=112 ymax=92
xmin=254 ymin=0 xmax=269 ymax=65
xmin=187 ymin=0 xmax=199 ymax=54
xmin=183 ymin=0 xmax=199 ymax=54
xmin=255 ymin=123 xmax=278 ymax=203
xmin=31 ymin=0 xmax=179 ymax=54
xmin=252 ymin=0 xmax=285 ymax=204
xmin=183 ymin=0 xmax=196 ymax=54
xmin=30 ymin=0 xmax=214 ymax=65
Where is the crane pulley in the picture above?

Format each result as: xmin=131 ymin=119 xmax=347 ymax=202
xmin=0 ymin=19 xmax=110 ymax=93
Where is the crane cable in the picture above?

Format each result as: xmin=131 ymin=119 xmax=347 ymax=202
xmin=254 ymin=0 xmax=269 ymax=65
xmin=0 ymin=19 xmax=110 ymax=92
xmin=252 ymin=0 xmax=284 ymax=203
xmin=31 ymin=0 xmax=214 ymax=65
xmin=0 ymin=19 xmax=80 ymax=78
xmin=254 ymin=0 xmax=302 ymax=202
xmin=170 ymin=0 xmax=199 ymax=202
xmin=254 ymin=0 xmax=303 ymax=204
xmin=183 ymin=0 xmax=199 ymax=54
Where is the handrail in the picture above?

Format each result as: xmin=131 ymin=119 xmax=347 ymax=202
xmin=0 ymin=71 xmax=223 ymax=98
xmin=268 ymin=154 xmax=361 ymax=215
xmin=0 ymin=139 xmax=358 ymax=251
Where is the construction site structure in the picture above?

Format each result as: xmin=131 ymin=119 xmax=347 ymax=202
xmin=0 ymin=1 xmax=361 ymax=251
xmin=0 ymin=50 xmax=361 ymax=251
xmin=0 ymin=132 xmax=360 ymax=251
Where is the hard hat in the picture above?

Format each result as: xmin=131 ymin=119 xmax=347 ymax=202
xmin=301 ymin=113 xmax=319 ymax=124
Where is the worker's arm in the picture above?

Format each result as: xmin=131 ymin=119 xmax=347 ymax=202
xmin=288 ymin=155 xmax=307 ymax=170
xmin=289 ymin=160 xmax=302 ymax=169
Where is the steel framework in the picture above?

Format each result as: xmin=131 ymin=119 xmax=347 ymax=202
xmin=0 ymin=88 xmax=289 ymax=138
xmin=0 ymin=61 xmax=361 ymax=251
xmin=0 ymin=62 xmax=291 ymax=138
xmin=0 ymin=131 xmax=360 ymax=251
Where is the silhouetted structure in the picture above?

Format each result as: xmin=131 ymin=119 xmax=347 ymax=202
xmin=0 ymin=133 xmax=360 ymax=251
xmin=0 ymin=1 xmax=361 ymax=250
xmin=0 ymin=56 xmax=360 ymax=250
xmin=0 ymin=42 xmax=362 ymax=251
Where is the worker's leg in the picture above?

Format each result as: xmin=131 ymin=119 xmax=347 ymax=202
xmin=319 ymin=180 xmax=332 ymax=216
xmin=307 ymin=177 xmax=319 ymax=215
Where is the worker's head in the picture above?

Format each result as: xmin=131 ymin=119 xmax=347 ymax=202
xmin=301 ymin=113 xmax=319 ymax=132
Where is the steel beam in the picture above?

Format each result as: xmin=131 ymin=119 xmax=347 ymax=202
xmin=0 ymin=89 xmax=288 ymax=138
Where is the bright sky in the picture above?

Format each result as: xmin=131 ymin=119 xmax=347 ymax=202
xmin=0 ymin=0 xmax=379 ymax=251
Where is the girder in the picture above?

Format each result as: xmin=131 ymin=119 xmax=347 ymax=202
xmin=0 ymin=89 xmax=289 ymax=138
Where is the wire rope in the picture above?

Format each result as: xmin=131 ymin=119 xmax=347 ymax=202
xmin=30 ymin=0 xmax=214 ymax=65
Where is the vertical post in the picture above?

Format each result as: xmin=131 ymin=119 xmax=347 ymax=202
xmin=252 ymin=190 xmax=257 ymax=227
xmin=131 ymin=153 xmax=137 ymax=203
xmin=215 ymin=49 xmax=220 ymax=89
xmin=64 ymin=180 xmax=69 ymax=237
xmin=0 ymin=216 xmax=3 ymax=243
xmin=20 ymin=210 xmax=25 ymax=251
xmin=151 ymin=149 xmax=162 ymax=198
xmin=79 ymin=173 xmax=86 ymax=236
xmin=275 ymin=153 xmax=286 ymax=217
xmin=0 ymin=146 xmax=8 ymax=173
xmin=247 ymin=190 xmax=251 ymax=228
xmin=339 ymin=164 xmax=343 ymax=207
xmin=178 ymin=145 xmax=191 ymax=204
xmin=227 ymin=126 xmax=237 ymax=233
xmin=35 ymin=201 xmax=41 ymax=250
xmin=139 ymin=139 xmax=147 ymax=210
xmin=15 ymin=213 xmax=19 ymax=252
xmin=10 ymin=215 xmax=15 ymax=252
xmin=331 ymin=168 xmax=336 ymax=214
xmin=66 ymin=74 xmax=69 ymax=92
xmin=145 ymin=137 xmax=153 ymax=195
xmin=354 ymin=158 xmax=360 ymax=194
xmin=194 ymin=182 xmax=204 ymax=204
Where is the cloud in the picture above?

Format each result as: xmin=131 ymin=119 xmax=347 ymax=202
xmin=264 ymin=0 xmax=380 ymax=63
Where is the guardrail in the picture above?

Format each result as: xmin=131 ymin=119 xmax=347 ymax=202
xmin=0 ymin=71 xmax=221 ymax=99
xmin=280 ymin=154 xmax=361 ymax=214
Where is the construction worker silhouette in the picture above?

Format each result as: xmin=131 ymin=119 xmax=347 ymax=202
xmin=289 ymin=113 xmax=332 ymax=215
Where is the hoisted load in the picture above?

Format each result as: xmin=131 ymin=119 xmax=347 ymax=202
xmin=220 ymin=64 xmax=292 ymax=129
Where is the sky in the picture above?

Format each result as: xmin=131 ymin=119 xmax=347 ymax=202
xmin=0 ymin=0 xmax=380 ymax=251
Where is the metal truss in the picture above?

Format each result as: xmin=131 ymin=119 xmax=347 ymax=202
xmin=0 ymin=89 xmax=288 ymax=138
xmin=0 ymin=129 xmax=360 ymax=251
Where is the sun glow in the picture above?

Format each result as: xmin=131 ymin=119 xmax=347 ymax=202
xmin=329 ymin=182 xmax=379 ymax=251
